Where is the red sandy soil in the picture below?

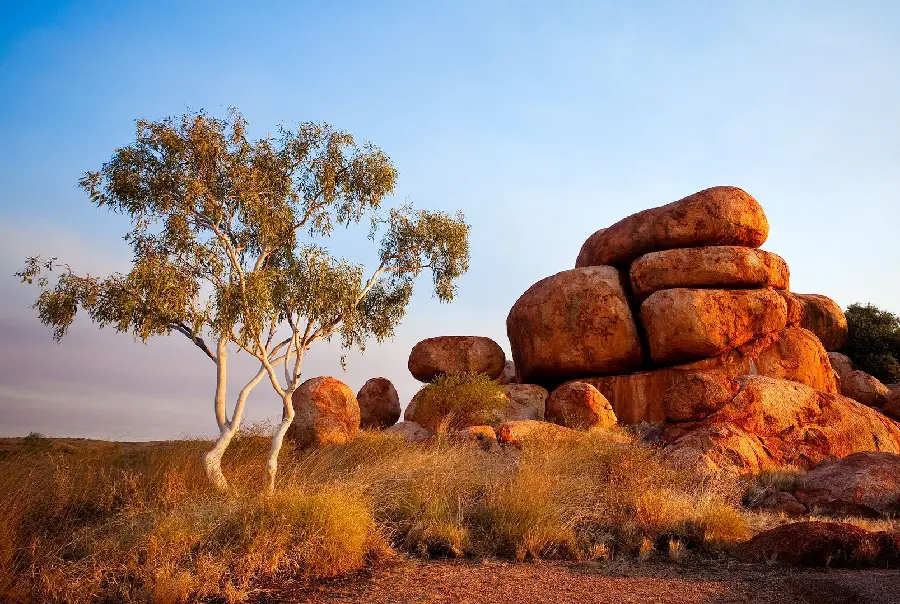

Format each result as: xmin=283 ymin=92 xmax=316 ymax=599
xmin=249 ymin=559 xmax=900 ymax=604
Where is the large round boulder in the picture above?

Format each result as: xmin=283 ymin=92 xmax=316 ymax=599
xmin=576 ymin=186 xmax=769 ymax=268
xmin=781 ymin=293 xmax=848 ymax=352
xmin=570 ymin=326 xmax=836 ymax=424
xmin=546 ymin=382 xmax=617 ymax=429
xmin=794 ymin=452 xmax=900 ymax=518
xmin=629 ymin=246 xmax=789 ymax=302
xmin=287 ymin=376 xmax=360 ymax=447
xmin=640 ymin=288 xmax=787 ymax=365
xmin=507 ymin=266 xmax=643 ymax=383
xmin=408 ymin=336 xmax=505 ymax=382
xmin=841 ymin=370 xmax=890 ymax=408
xmin=357 ymin=377 xmax=401 ymax=429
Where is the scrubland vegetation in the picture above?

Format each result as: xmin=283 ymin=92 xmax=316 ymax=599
xmin=0 ymin=426 xmax=749 ymax=603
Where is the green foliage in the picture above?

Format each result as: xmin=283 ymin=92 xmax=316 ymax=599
xmin=16 ymin=108 xmax=470 ymax=372
xmin=843 ymin=303 xmax=900 ymax=384
xmin=412 ymin=372 xmax=508 ymax=430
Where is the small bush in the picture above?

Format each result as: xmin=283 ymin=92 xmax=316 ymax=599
xmin=844 ymin=303 xmax=900 ymax=384
xmin=411 ymin=371 xmax=508 ymax=430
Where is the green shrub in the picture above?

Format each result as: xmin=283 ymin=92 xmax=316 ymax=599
xmin=411 ymin=372 xmax=508 ymax=430
xmin=843 ymin=303 xmax=900 ymax=383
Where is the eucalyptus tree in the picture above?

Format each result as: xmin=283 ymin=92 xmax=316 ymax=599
xmin=18 ymin=110 xmax=470 ymax=492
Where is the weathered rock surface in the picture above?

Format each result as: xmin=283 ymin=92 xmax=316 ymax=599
xmin=546 ymin=382 xmax=617 ymax=429
xmin=754 ymin=492 xmax=807 ymax=517
xmin=496 ymin=420 xmax=576 ymax=447
xmin=828 ymin=352 xmax=854 ymax=383
xmin=841 ymin=370 xmax=890 ymax=408
xmin=781 ymin=293 xmax=848 ymax=352
xmin=629 ymin=246 xmax=789 ymax=301
xmin=502 ymin=384 xmax=548 ymax=421
xmin=357 ymin=377 xmax=401 ymax=429
xmin=384 ymin=421 xmax=433 ymax=443
xmin=884 ymin=390 xmax=900 ymax=421
xmin=287 ymin=376 xmax=360 ymax=447
xmin=794 ymin=452 xmax=900 ymax=518
xmin=661 ymin=376 xmax=900 ymax=474
xmin=497 ymin=360 xmax=518 ymax=385
xmin=660 ymin=372 xmax=741 ymax=422
xmin=507 ymin=266 xmax=643 ymax=383
xmin=640 ymin=288 xmax=788 ymax=365
xmin=735 ymin=522 xmax=887 ymax=568
xmin=408 ymin=336 xmax=506 ymax=382
xmin=570 ymin=326 xmax=837 ymax=424
xmin=575 ymin=186 xmax=769 ymax=268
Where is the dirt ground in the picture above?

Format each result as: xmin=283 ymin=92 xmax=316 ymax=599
xmin=249 ymin=558 xmax=900 ymax=604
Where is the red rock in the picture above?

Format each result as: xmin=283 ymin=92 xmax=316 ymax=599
xmin=496 ymin=420 xmax=576 ymax=448
xmin=571 ymin=326 xmax=837 ymax=424
xmin=735 ymin=521 xmax=883 ymax=567
xmin=828 ymin=352 xmax=854 ymax=383
xmin=884 ymin=390 xmax=900 ymax=421
xmin=408 ymin=336 xmax=506 ymax=382
xmin=794 ymin=452 xmax=900 ymax=518
xmin=841 ymin=370 xmax=890 ymax=408
xmin=287 ymin=376 xmax=360 ymax=447
xmin=629 ymin=246 xmax=789 ymax=302
xmin=661 ymin=376 xmax=900 ymax=474
xmin=755 ymin=492 xmax=807 ymax=517
xmin=546 ymin=382 xmax=617 ymax=429
xmin=506 ymin=266 xmax=643 ymax=383
xmin=640 ymin=288 xmax=788 ymax=365
xmin=502 ymin=384 xmax=548 ymax=421
xmin=661 ymin=372 xmax=741 ymax=422
xmin=384 ymin=421 xmax=432 ymax=443
xmin=782 ymin=293 xmax=848 ymax=352
xmin=576 ymin=186 xmax=769 ymax=268
xmin=357 ymin=377 xmax=401 ymax=429
xmin=453 ymin=425 xmax=497 ymax=444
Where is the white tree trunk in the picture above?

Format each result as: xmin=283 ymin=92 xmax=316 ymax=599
xmin=265 ymin=393 xmax=295 ymax=494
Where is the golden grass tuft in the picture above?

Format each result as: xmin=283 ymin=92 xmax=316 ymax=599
xmin=0 ymin=424 xmax=751 ymax=602
xmin=410 ymin=371 xmax=508 ymax=429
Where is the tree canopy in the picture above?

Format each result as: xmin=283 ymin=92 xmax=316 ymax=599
xmin=843 ymin=303 xmax=900 ymax=384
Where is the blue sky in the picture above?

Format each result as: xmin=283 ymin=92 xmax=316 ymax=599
xmin=1 ymin=1 xmax=899 ymax=439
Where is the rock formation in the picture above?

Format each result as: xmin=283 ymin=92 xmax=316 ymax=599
xmin=357 ymin=377 xmax=401 ymax=429
xmin=794 ymin=452 xmax=900 ymax=518
xmin=408 ymin=336 xmax=506 ymax=382
xmin=545 ymin=382 xmax=617 ymax=429
xmin=287 ymin=376 xmax=361 ymax=447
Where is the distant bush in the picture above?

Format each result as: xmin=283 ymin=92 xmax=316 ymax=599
xmin=411 ymin=371 xmax=508 ymax=430
xmin=843 ymin=303 xmax=900 ymax=384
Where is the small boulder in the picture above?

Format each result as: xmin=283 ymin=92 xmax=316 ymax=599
xmin=841 ymin=370 xmax=890 ymax=408
xmin=640 ymin=288 xmax=787 ymax=365
xmin=408 ymin=336 xmax=506 ymax=382
xmin=783 ymin=293 xmax=848 ymax=352
xmin=287 ymin=377 xmax=360 ymax=447
xmin=630 ymin=246 xmax=789 ymax=302
xmin=735 ymin=521 xmax=882 ymax=567
xmin=794 ymin=452 xmax=900 ymax=518
xmin=496 ymin=420 xmax=575 ymax=448
xmin=546 ymin=382 xmax=617 ymax=429
xmin=507 ymin=266 xmax=643 ymax=383
xmin=828 ymin=352 xmax=854 ymax=383
xmin=576 ymin=186 xmax=769 ymax=268
xmin=502 ymin=384 xmax=548 ymax=421
xmin=384 ymin=421 xmax=433 ymax=443
xmin=496 ymin=360 xmax=518 ymax=385
xmin=754 ymin=491 xmax=807 ymax=517
xmin=357 ymin=377 xmax=401 ymax=429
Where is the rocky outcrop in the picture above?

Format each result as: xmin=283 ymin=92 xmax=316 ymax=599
xmin=568 ymin=326 xmax=836 ymax=423
xmin=287 ymin=377 xmax=361 ymax=447
xmin=781 ymin=293 xmax=848 ymax=352
xmin=661 ymin=376 xmax=900 ymax=474
xmin=408 ymin=336 xmax=506 ymax=382
xmin=357 ymin=377 xmax=401 ymax=429
xmin=640 ymin=288 xmax=787 ymax=364
xmin=841 ymin=370 xmax=890 ymax=408
xmin=794 ymin=452 xmax=900 ymax=518
xmin=384 ymin=421 xmax=433 ymax=443
xmin=546 ymin=382 xmax=617 ymax=429
xmin=502 ymin=384 xmax=548 ymax=421
xmin=507 ymin=266 xmax=643 ymax=383
xmin=660 ymin=372 xmax=741 ymax=422
xmin=629 ymin=246 xmax=789 ymax=301
xmin=575 ymin=186 xmax=769 ymax=268
xmin=735 ymin=522 xmax=892 ymax=568
xmin=496 ymin=420 xmax=576 ymax=447
xmin=828 ymin=352 xmax=854 ymax=383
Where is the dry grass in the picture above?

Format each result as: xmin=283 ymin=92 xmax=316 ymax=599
xmin=0 ymin=425 xmax=748 ymax=603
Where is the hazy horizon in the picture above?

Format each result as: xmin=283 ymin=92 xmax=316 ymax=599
xmin=2 ymin=1 xmax=899 ymax=440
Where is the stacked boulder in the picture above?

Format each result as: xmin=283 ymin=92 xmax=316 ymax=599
xmin=508 ymin=186 xmax=842 ymax=424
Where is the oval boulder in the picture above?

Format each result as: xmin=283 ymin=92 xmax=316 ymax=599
xmin=546 ymin=382 xmax=617 ymax=429
xmin=408 ymin=336 xmax=505 ymax=382
xmin=357 ymin=377 xmax=401 ymax=429
xmin=287 ymin=376 xmax=360 ymax=447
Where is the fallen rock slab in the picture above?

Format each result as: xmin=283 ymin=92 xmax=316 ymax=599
xmin=408 ymin=336 xmax=506 ymax=382
xmin=288 ymin=376 xmax=360 ymax=447
xmin=507 ymin=266 xmax=643 ymax=383
xmin=640 ymin=288 xmax=787 ymax=364
xmin=629 ymin=246 xmax=789 ymax=301
xmin=575 ymin=186 xmax=769 ymax=268
xmin=794 ymin=452 xmax=900 ymax=518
